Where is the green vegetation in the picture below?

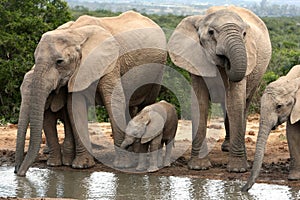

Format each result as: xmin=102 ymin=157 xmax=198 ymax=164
xmin=0 ymin=3 xmax=299 ymax=123
xmin=0 ymin=0 xmax=71 ymax=123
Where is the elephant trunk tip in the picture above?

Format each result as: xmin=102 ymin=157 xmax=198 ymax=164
xmin=241 ymin=181 xmax=254 ymax=192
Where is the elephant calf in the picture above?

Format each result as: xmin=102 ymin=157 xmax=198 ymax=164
xmin=242 ymin=65 xmax=300 ymax=191
xmin=120 ymin=100 xmax=178 ymax=172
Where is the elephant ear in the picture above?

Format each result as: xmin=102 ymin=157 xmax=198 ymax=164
xmin=141 ymin=110 xmax=166 ymax=144
xmin=50 ymin=87 xmax=68 ymax=112
xmin=68 ymin=25 xmax=119 ymax=92
xmin=167 ymin=16 xmax=217 ymax=77
xmin=290 ymin=80 xmax=300 ymax=124
xmin=244 ymin=22 xmax=257 ymax=76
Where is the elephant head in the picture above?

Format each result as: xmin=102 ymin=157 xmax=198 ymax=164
xmin=14 ymin=23 xmax=119 ymax=176
xmin=242 ymin=67 xmax=300 ymax=191
xmin=168 ymin=7 xmax=255 ymax=82
xmin=120 ymin=107 xmax=166 ymax=149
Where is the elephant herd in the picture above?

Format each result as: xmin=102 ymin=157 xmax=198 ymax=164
xmin=13 ymin=5 xmax=300 ymax=192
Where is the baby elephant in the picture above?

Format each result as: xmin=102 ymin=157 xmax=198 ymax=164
xmin=120 ymin=100 xmax=178 ymax=172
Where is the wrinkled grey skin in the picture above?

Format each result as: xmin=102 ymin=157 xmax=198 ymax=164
xmin=242 ymin=65 xmax=300 ymax=192
xmin=168 ymin=6 xmax=272 ymax=172
xmin=120 ymin=101 xmax=178 ymax=172
xmin=15 ymin=69 xmax=75 ymax=174
xmin=14 ymin=11 xmax=167 ymax=176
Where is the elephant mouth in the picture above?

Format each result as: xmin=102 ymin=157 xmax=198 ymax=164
xmin=216 ymin=55 xmax=230 ymax=70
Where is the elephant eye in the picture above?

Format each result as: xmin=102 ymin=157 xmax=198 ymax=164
xmin=276 ymin=104 xmax=282 ymax=110
xmin=56 ymin=59 xmax=64 ymax=65
xmin=208 ymin=29 xmax=214 ymax=36
xmin=243 ymin=32 xmax=247 ymax=38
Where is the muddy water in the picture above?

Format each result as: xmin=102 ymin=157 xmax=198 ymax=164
xmin=0 ymin=167 xmax=299 ymax=200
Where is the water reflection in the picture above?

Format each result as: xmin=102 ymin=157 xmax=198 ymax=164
xmin=0 ymin=167 xmax=299 ymax=199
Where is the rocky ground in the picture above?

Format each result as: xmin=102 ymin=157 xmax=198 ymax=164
xmin=1 ymin=114 xmax=300 ymax=199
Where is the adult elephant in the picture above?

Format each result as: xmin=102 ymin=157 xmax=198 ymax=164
xmin=15 ymin=68 xmax=75 ymax=170
xmin=242 ymin=65 xmax=300 ymax=192
xmin=168 ymin=6 xmax=271 ymax=172
xmin=15 ymin=11 xmax=167 ymax=176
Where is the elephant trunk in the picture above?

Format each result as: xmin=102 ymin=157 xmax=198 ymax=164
xmin=120 ymin=136 xmax=136 ymax=149
xmin=16 ymin=76 xmax=51 ymax=176
xmin=242 ymin=120 xmax=273 ymax=192
xmin=218 ymin=27 xmax=247 ymax=82
xmin=14 ymin=92 xmax=30 ymax=173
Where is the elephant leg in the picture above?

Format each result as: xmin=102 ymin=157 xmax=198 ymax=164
xmin=136 ymin=143 xmax=149 ymax=171
xmin=61 ymin=107 xmax=75 ymax=166
xmin=99 ymin=76 xmax=135 ymax=168
xmin=188 ymin=75 xmax=212 ymax=170
xmin=226 ymin=80 xmax=248 ymax=172
xmin=148 ymin=135 xmax=163 ymax=172
xmin=68 ymin=92 xmax=95 ymax=169
xmin=221 ymin=114 xmax=230 ymax=152
xmin=43 ymin=109 xmax=62 ymax=166
xmin=164 ymin=140 xmax=173 ymax=167
xmin=287 ymin=121 xmax=300 ymax=180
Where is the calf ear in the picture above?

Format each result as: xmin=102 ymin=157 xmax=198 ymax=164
xmin=291 ymin=89 xmax=300 ymax=124
xmin=141 ymin=111 xmax=165 ymax=144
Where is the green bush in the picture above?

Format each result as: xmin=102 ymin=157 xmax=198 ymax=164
xmin=1 ymin=6 xmax=299 ymax=123
xmin=0 ymin=0 xmax=71 ymax=123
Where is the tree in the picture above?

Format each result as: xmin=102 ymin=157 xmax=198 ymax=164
xmin=0 ymin=0 xmax=71 ymax=123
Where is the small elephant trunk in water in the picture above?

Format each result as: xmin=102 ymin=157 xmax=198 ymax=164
xmin=242 ymin=123 xmax=271 ymax=192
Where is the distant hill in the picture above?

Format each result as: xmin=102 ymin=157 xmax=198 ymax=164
xmin=66 ymin=0 xmax=300 ymax=16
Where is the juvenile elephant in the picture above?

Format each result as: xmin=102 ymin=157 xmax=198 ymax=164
xmin=168 ymin=6 xmax=272 ymax=172
xmin=242 ymin=65 xmax=300 ymax=192
xmin=15 ymin=11 xmax=167 ymax=176
xmin=15 ymin=69 xmax=75 ymax=171
xmin=120 ymin=100 xmax=178 ymax=172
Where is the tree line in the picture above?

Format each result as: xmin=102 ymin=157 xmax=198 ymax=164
xmin=0 ymin=1 xmax=299 ymax=123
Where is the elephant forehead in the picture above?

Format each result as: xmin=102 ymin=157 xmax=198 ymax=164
xmin=206 ymin=10 xmax=244 ymax=26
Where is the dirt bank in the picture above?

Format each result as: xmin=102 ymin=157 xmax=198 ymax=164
xmin=1 ymin=114 xmax=299 ymax=193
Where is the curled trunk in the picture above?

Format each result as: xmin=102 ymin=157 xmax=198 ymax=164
xmin=120 ymin=136 xmax=136 ymax=149
xmin=220 ymin=30 xmax=247 ymax=82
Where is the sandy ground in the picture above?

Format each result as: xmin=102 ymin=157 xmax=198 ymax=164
xmin=1 ymin=114 xmax=300 ymax=199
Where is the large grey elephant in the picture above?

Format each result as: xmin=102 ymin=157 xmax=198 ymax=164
xmin=15 ymin=69 xmax=75 ymax=170
xmin=168 ymin=6 xmax=272 ymax=172
xmin=120 ymin=100 xmax=178 ymax=172
xmin=242 ymin=65 xmax=300 ymax=191
xmin=15 ymin=11 xmax=167 ymax=176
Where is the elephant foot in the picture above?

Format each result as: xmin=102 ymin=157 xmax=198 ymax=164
xmin=288 ymin=169 xmax=300 ymax=181
xmin=148 ymin=166 xmax=159 ymax=172
xmin=62 ymin=153 xmax=74 ymax=166
xmin=43 ymin=146 xmax=50 ymax=154
xmin=136 ymin=163 xmax=147 ymax=171
xmin=72 ymin=153 xmax=95 ymax=169
xmin=47 ymin=153 xmax=62 ymax=167
xmin=113 ymin=150 xmax=136 ymax=168
xmin=163 ymin=160 xmax=171 ymax=167
xmin=227 ymin=155 xmax=248 ymax=173
xmin=188 ymin=156 xmax=212 ymax=170
xmin=221 ymin=139 xmax=230 ymax=152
